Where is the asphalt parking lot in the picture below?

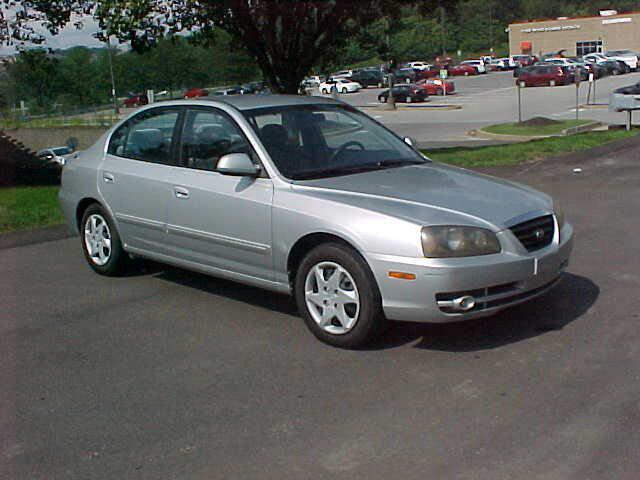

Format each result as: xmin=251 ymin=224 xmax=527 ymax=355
xmin=2 ymin=137 xmax=640 ymax=479
xmin=316 ymin=70 xmax=640 ymax=148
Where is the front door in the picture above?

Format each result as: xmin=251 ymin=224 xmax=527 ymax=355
xmin=166 ymin=107 xmax=274 ymax=281
xmin=99 ymin=106 xmax=181 ymax=254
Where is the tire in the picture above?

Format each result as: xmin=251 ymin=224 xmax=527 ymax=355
xmin=294 ymin=243 xmax=385 ymax=348
xmin=437 ymin=88 xmax=444 ymax=96
xmin=464 ymin=72 xmax=469 ymax=76
xmin=342 ymin=87 xmax=348 ymax=94
xmin=549 ymin=80 xmax=556 ymax=87
xmin=80 ymin=203 xmax=130 ymax=276
xmin=379 ymin=96 xmax=387 ymax=103
xmin=378 ymin=82 xmax=383 ymax=88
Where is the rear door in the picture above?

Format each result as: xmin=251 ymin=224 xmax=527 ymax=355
xmin=99 ymin=106 xmax=181 ymax=253
xmin=166 ymin=106 xmax=274 ymax=281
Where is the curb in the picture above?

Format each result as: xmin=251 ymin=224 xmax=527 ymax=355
xmin=0 ymin=224 xmax=74 ymax=250
xmin=471 ymin=121 xmax=602 ymax=142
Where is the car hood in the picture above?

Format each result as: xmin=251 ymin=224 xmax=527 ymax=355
xmin=293 ymin=163 xmax=553 ymax=231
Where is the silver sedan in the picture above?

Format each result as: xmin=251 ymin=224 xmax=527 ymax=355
xmin=59 ymin=95 xmax=573 ymax=348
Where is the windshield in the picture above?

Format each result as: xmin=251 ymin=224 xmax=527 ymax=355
xmin=243 ymin=104 xmax=426 ymax=180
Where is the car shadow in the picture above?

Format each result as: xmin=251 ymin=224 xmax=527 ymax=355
xmin=149 ymin=266 xmax=597 ymax=353
xmin=151 ymin=265 xmax=298 ymax=317
xmin=366 ymin=272 xmax=599 ymax=352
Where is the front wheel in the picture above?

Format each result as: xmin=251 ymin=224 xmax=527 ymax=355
xmin=379 ymin=96 xmax=387 ymax=103
xmin=294 ymin=243 xmax=385 ymax=348
xmin=81 ymin=203 xmax=130 ymax=276
xmin=342 ymin=87 xmax=348 ymax=94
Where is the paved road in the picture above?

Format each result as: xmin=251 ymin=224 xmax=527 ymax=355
xmin=314 ymin=70 xmax=640 ymax=148
xmin=2 ymin=139 xmax=640 ymax=479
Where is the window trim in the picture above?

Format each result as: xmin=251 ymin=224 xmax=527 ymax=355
xmin=107 ymin=106 xmax=184 ymax=166
xmin=175 ymin=105 xmax=268 ymax=178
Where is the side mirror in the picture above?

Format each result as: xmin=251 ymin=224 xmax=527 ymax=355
xmin=217 ymin=153 xmax=261 ymax=177
xmin=403 ymin=137 xmax=417 ymax=148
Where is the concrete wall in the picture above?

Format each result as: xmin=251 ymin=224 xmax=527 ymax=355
xmin=2 ymin=126 xmax=108 ymax=152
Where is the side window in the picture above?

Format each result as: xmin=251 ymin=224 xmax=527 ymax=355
xmin=180 ymin=109 xmax=253 ymax=172
xmin=107 ymin=108 xmax=179 ymax=164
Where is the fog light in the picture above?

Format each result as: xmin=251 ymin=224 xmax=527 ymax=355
xmin=455 ymin=296 xmax=476 ymax=311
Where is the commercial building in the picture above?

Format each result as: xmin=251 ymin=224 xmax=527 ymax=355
xmin=508 ymin=11 xmax=640 ymax=57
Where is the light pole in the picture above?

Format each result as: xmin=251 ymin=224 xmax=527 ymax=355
xmin=106 ymin=37 xmax=119 ymax=115
xmin=440 ymin=7 xmax=447 ymax=58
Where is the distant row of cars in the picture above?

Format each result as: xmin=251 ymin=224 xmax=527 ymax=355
xmin=515 ymin=50 xmax=639 ymax=87
xmin=122 ymin=81 xmax=271 ymax=108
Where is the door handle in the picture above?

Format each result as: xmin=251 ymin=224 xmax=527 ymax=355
xmin=103 ymin=172 xmax=115 ymax=183
xmin=173 ymin=186 xmax=190 ymax=199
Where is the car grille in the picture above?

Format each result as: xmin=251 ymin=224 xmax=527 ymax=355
xmin=509 ymin=215 xmax=555 ymax=252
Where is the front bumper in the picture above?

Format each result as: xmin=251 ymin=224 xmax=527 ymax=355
xmin=366 ymin=222 xmax=574 ymax=323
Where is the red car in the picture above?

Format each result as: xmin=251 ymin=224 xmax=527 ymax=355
xmin=414 ymin=66 xmax=441 ymax=79
xmin=415 ymin=78 xmax=455 ymax=95
xmin=447 ymin=64 xmax=477 ymax=76
xmin=184 ymin=87 xmax=209 ymax=98
xmin=123 ymin=93 xmax=148 ymax=108
xmin=516 ymin=65 xmax=570 ymax=87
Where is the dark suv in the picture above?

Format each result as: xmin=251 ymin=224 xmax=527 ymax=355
xmin=350 ymin=69 xmax=384 ymax=88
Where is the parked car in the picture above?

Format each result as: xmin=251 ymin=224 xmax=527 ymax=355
xmin=378 ymin=84 xmax=428 ymax=103
xmin=37 ymin=146 xmax=74 ymax=166
xmin=415 ymin=78 xmax=455 ymax=95
xmin=542 ymin=58 xmax=588 ymax=81
xmin=59 ymin=95 xmax=573 ymax=347
xmin=330 ymin=69 xmax=353 ymax=79
xmin=319 ymin=78 xmax=361 ymax=94
xmin=460 ymin=60 xmax=486 ymax=74
xmin=448 ymin=64 xmax=478 ymax=76
xmin=406 ymin=61 xmax=431 ymax=71
xmin=600 ymin=59 xmax=631 ymax=75
xmin=392 ymin=68 xmax=418 ymax=83
xmin=605 ymin=50 xmax=639 ymax=70
xmin=318 ymin=78 xmax=362 ymax=95
xmin=583 ymin=52 xmax=608 ymax=64
xmin=184 ymin=87 xmax=209 ymax=99
xmin=487 ymin=58 xmax=508 ymax=71
xmin=210 ymin=86 xmax=244 ymax=96
xmin=350 ymin=69 xmax=384 ymax=88
xmin=123 ymin=93 xmax=148 ymax=108
xmin=516 ymin=65 xmax=571 ymax=86
xmin=512 ymin=55 xmax=536 ymax=67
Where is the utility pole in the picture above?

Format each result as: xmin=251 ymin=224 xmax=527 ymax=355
xmin=440 ymin=6 xmax=447 ymax=58
xmin=489 ymin=2 xmax=494 ymax=53
xmin=106 ymin=37 xmax=119 ymax=115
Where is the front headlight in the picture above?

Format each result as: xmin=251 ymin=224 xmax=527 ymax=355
xmin=421 ymin=226 xmax=501 ymax=258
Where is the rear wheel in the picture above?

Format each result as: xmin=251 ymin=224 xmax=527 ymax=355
xmin=80 ymin=203 xmax=130 ymax=276
xmin=342 ymin=87 xmax=348 ymax=94
xmin=294 ymin=243 xmax=385 ymax=348
xmin=379 ymin=96 xmax=387 ymax=103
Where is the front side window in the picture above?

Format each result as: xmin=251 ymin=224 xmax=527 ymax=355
xmin=180 ymin=108 xmax=254 ymax=172
xmin=108 ymin=108 xmax=179 ymax=164
xmin=244 ymin=104 xmax=426 ymax=180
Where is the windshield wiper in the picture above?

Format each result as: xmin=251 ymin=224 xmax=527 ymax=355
xmin=295 ymin=159 xmax=425 ymax=180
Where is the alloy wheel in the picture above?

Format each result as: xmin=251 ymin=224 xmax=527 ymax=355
xmin=84 ymin=213 xmax=112 ymax=266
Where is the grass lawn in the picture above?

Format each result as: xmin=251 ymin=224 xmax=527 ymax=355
xmin=424 ymin=130 xmax=637 ymax=168
xmin=0 ymin=186 xmax=64 ymax=233
xmin=483 ymin=119 xmax=592 ymax=136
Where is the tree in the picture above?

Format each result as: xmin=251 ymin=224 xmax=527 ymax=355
xmin=2 ymin=49 xmax=60 ymax=111
xmin=1 ymin=1 xmax=439 ymax=94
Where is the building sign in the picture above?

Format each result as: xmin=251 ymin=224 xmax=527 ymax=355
xmin=521 ymin=25 xmax=581 ymax=33
xmin=602 ymin=18 xmax=632 ymax=25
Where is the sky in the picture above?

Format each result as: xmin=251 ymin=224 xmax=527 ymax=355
xmin=0 ymin=13 xmax=105 ymax=56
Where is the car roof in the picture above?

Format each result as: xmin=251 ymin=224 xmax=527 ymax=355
xmin=200 ymin=94 xmax=342 ymax=111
